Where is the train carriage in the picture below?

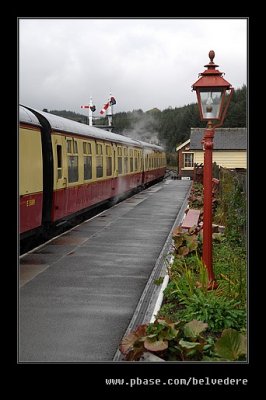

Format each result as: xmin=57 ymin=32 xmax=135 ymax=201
xmin=19 ymin=105 xmax=166 ymax=241
xmin=19 ymin=107 xmax=43 ymax=238
xmin=140 ymin=141 xmax=167 ymax=185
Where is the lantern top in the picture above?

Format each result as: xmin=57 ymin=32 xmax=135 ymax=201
xmin=204 ymin=50 xmax=219 ymax=69
xmin=192 ymin=50 xmax=232 ymax=89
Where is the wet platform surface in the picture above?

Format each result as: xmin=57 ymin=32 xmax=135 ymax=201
xmin=19 ymin=179 xmax=191 ymax=362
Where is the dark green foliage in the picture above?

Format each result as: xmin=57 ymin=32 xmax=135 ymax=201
xmin=47 ymin=109 xmax=89 ymax=124
xmin=213 ymin=241 xmax=246 ymax=307
xmin=214 ymin=168 xmax=246 ymax=247
xmin=223 ymin=85 xmax=247 ymax=128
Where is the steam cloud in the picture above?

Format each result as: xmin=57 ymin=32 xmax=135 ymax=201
xmin=121 ymin=112 xmax=161 ymax=146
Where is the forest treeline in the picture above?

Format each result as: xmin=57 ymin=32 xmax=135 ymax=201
xmin=48 ymin=85 xmax=246 ymax=152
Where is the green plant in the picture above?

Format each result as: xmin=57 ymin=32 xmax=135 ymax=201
xmin=189 ymin=182 xmax=204 ymax=210
xmin=172 ymin=226 xmax=201 ymax=257
xmin=179 ymin=290 xmax=246 ymax=332
xmin=163 ymin=280 xmax=180 ymax=302
xmin=154 ymin=277 xmax=164 ymax=286
xmin=157 ymin=303 xmax=183 ymax=322
xmin=213 ymin=240 xmax=247 ymax=306
xmin=214 ymin=328 xmax=247 ymax=361
xmin=119 ymin=318 xmax=210 ymax=361
xmin=170 ymin=255 xmax=210 ymax=303
xmin=214 ymin=168 xmax=246 ymax=247
xmin=119 ymin=318 xmax=246 ymax=362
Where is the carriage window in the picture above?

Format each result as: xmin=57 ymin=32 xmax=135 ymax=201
xmin=96 ymin=144 xmax=103 ymax=177
xmin=123 ymin=148 xmax=128 ymax=173
xmin=82 ymin=142 xmax=91 ymax=180
xmin=106 ymin=145 xmax=112 ymax=176
xmin=146 ymin=155 xmax=149 ymax=169
xmin=124 ymin=157 xmax=128 ymax=174
xmin=118 ymin=158 xmax=123 ymax=174
xmin=67 ymin=138 xmax=78 ymax=182
xmin=56 ymin=145 xmax=62 ymax=179
xmin=83 ymin=142 xmax=92 ymax=155
xmin=84 ymin=156 xmax=92 ymax=180
xmin=117 ymin=147 xmax=123 ymax=175
xmin=83 ymin=142 xmax=87 ymax=154
xmin=67 ymin=140 xmax=72 ymax=153
xmin=97 ymin=144 xmax=103 ymax=155
xmin=134 ymin=150 xmax=138 ymax=171
xmin=68 ymin=155 xmax=78 ymax=182
xmin=96 ymin=156 xmax=103 ymax=178
xmin=106 ymin=157 xmax=112 ymax=176
xmin=96 ymin=143 xmax=103 ymax=178
xmin=129 ymin=149 xmax=133 ymax=172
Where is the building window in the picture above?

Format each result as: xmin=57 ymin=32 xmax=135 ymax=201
xmin=184 ymin=153 xmax=194 ymax=168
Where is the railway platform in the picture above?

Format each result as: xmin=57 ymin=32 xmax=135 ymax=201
xmin=19 ymin=179 xmax=191 ymax=362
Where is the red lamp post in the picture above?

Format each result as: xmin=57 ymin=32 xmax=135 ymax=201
xmin=192 ymin=50 xmax=234 ymax=287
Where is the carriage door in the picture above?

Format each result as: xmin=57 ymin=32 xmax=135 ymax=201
xmin=52 ymin=134 xmax=67 ymax=190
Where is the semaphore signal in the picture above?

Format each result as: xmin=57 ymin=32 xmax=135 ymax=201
xmin=100 ymin=92 xmax=116 ymax=126
xmin=80 ymin=96 xmax=96 ymax=126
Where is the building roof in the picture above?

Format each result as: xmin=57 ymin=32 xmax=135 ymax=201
xmin=176 ymin=139 xmax=190 ymax=152
xmin=190 ymin=128 xmax=247 ymax=150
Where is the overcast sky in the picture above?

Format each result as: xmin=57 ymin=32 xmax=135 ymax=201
xmin=19 ymin=18 xmax=247 ymax=116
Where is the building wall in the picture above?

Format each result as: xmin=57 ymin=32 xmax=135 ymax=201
xmin=178 ymin=149 xmax=183 ymax=175
xmin=177 ymin=143 xmax=191 ymax=176
xmin=194 ymin=150 xmax=247 ymax=169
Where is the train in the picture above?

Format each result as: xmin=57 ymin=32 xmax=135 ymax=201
xmin=19 ymin=105 xmax=166 ymax=242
